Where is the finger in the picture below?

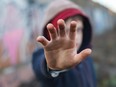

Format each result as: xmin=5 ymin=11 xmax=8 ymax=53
xmin=69 ymin=21 xmax=77 ymax=40
xmin=36 ymin=36 xmax=49 ymax=46
xmin=47 ymin=23 xmax=58 ymax=40
xmin=74 ymin=48 xmax=92 ymax=64
xmin=57 ymin=19 xmax=66 ymax=37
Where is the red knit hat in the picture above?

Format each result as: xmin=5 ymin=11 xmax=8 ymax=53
xmin=44 ymin=8 xmax=86 ymax=40
xmin=51 ymin=8 xmax=85 ymax=28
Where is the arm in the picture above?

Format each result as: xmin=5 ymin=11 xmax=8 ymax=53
xmin=32 ymin=48 xmax=68 ymax=80
xmin=36 ymin=19 xmax=92 ymax=70
xmin=32 ymin=19 xmax=92 ymax=81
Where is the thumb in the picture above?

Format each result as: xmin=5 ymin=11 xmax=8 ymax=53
xmin=74 ymin=48 xmax=92 ymax=64
xmin=36 ymin=36 xmax=49 ymax=46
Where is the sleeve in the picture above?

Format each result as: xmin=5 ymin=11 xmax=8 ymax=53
xmin=32 ymin=48 xmax=54 ymax=81
xmin=88 ymin=57 xmax=97 ymax=87
xmin=32 ymin=48 xmax=69 ymax=80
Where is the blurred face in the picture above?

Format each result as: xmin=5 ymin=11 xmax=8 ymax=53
xmin=65 ymin=16 xmax=83 ymax=51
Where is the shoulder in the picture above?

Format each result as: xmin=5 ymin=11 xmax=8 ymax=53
xmin=33 ymin=48 xmax=44 ymax=56
xmin=32 ymin=48 xmax=44 ymax=60
xmin=85 ymin=56 xmax=94 ymax=64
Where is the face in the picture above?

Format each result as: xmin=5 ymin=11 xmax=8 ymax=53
xmin=65 ymin=16 xmax=83 ymax=51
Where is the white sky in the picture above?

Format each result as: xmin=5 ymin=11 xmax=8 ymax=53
xmin=92 ymin=0 xmax=116 ymax=13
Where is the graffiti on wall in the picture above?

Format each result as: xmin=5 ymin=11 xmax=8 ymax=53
xmin=0 ymin=1 xmax=33 ymax=68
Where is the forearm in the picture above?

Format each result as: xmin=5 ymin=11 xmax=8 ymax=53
xmin=32 ymin=48 xmax=84 ymax=80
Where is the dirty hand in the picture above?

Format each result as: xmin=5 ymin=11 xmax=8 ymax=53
xmin=37 ymin=19 xmax=92 ymax=70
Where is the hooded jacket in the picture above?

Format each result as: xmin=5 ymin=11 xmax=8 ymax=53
xmin=32 ymin=0 xmax=96 ymax=87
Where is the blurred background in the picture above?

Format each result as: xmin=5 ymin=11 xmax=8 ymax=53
xmin=0 ymin=0 xmax=116 ymax=87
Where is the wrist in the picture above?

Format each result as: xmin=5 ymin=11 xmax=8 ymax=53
xmin=47 ymin=67 xmax=69 ymax=77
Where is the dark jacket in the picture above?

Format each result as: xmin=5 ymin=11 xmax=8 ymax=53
xmin=32 ymin=48 xmax=96 ymax=87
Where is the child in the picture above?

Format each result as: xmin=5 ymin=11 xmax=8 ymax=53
xmin=32 ymin=0 xmax=96 ymax=87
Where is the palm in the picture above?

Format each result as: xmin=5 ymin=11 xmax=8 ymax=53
xmin=45 ymin=38 xmax=75 ymax=51
xmin=37 ymin=19 xmax=91 ymax=70
xmin=44 ymin=37 xmax=77 ymax=69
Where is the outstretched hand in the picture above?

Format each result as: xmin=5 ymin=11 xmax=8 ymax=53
xmin=37 ymin=19 xmax=92 ymax=70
